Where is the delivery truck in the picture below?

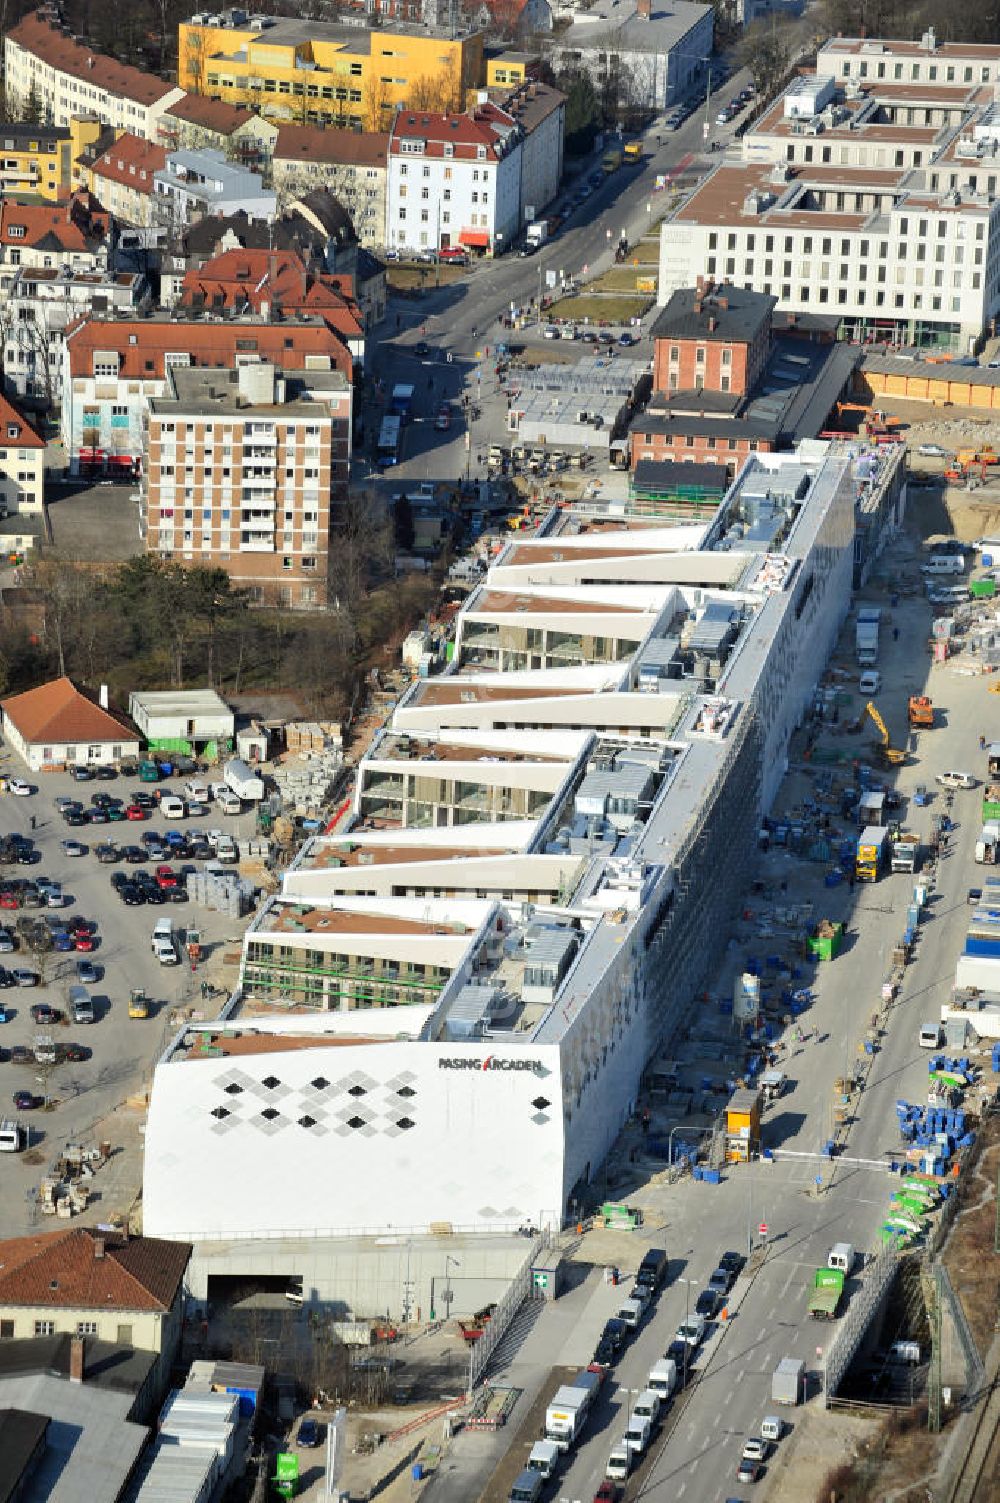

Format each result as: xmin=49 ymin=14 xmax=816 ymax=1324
xmin=808 ymin=1267 xmax=845 ymax=1320
xmin=224 ymin=757 xmax=264 ymax=801
xmin=856 ymin=608 xmax=881 ymax=666
xmin=891 ymin=832 xmax=921 ymax=874
xmin=602 ymin=145 xmax=623 ymax=172
xmin=525 ymin=219 xmax=549 ymax=248
xmin=771 ymin=1357 xmax=805 ymax=1404
xmin=856 ymin=825 xmax=889 ymax=882
xmin=545 ymin=1369 xmax=601 ymax=1451
xmin=647 ymin=1357 xmax=678 ymax=1402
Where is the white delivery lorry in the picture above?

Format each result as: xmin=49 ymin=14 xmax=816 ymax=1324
xmin=828 ymin=1243 xmax=856 ymax=1274
xmin=224 ymin=757 xmax=265 ymax=802
xmin=771 ymin=1357 xmax=806 ymax=1405
xmin=545 ymin=1369 xmax=600 ymax=1451
xmin=647 ymin=1358 xmax=678 ymax=1402
xmin=623 ymin=1412 xmax=651 ymax=1456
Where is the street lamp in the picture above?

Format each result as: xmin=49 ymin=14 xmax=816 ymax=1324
xmin=429 ymin=1255 xmax=460 ymax=1321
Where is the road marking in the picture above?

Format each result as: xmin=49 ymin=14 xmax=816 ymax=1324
xmin=678 ymin=1485 xmax=686 ymax=1498
xmin=712 ymin=1410 xmax=721 ymax=1427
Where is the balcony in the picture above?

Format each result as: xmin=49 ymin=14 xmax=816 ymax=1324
xmin=240 ymin=533 xmax=276 ymax=551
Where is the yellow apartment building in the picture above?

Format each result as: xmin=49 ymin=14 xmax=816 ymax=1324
xmin=485 ymin=51 xmax=541 ymax=89
xmin=178 ymin=15 xmax=484 ymax=131
xmin=0 ymin=118 xmax=102 ymax=202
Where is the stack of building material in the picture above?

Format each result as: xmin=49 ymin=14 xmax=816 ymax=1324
xmin=188 ymin=867 xmax=254 ymax=917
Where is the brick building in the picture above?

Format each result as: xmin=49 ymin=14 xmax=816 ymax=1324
xmin=143 ymin=361 xmax=351 ymax=608
xmin=651 ymin=279 xmax=774 ymax=396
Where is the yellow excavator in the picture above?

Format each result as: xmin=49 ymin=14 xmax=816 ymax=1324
xmin=865 ymin=701 xmax=906 ymax=766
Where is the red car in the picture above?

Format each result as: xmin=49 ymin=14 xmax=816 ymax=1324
xmin=594 ymin=1483 xmax=621 ymax=1503
xmin=155 ymin=864 xmax=178 ymax=889
xmin=73 ymin=932 xmax=96 ymax=952
xmin=125 ymin=804 xmax=147 ymax=820
xmin=0 ymin=892 xmax=20 ymax=910
xmin=438 ymin=246 xmax=468 ymax=264
xmin=68 ymin=917 xmax=93 ymax=937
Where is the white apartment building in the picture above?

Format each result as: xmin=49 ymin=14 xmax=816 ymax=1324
xmin=4 ymin=11 xmax=184 ymax=137
xmin=659 ymin=31 xmax=1000 ymax=352
xmin=387 ymin=103 xmax=522 ymax=255
xmin=0 ymin=393 xmax=45 ymax=520
xmin=143 ymin=361 xmax=349 ymax=607
xmin=0 ymin=266 xmax=147 ymax=404
xmin=550 ymin=0 xmax=713 ymax=113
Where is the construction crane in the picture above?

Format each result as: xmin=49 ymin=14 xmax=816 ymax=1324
xmin=865 ymin=701 xmax=906 ymax=766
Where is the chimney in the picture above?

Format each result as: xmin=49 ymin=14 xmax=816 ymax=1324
xmin=99 ymin=683 xmax=109 ymax=709
xmin=693 ymin=299 xmax=702 ymax=314
xmin=708 ymin=315 xmax=717 ymax=332
xmin=94 ymin=1236 xmax=106 ymax=1260
xmin=70 ymin=1335 xmax=85 ymax=1384
xmin=636 ymin=0 xmax=651 ymax=17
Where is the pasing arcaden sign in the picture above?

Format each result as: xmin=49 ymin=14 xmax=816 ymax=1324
xmin=438 ymin=1056 xmax=548 ymax=1076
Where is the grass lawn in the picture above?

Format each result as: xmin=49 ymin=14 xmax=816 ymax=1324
xmin=387 ymin=264 xmax=470 ymax=291
xmin=591 ymin=266 xmax=659 ymax=292
xmin=550 ymin=293 xmax=653 ymax=324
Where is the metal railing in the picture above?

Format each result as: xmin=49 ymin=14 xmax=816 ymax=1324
xmin=825 ymin=1241 xmax=899 ymax=1404
xmin=466 ymin=1230 xmax=549 ymax=1392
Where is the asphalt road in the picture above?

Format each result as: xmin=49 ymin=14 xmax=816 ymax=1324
xmin=0 ymin=758 xmax=254 ymax=1226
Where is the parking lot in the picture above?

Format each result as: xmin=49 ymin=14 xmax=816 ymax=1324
xmin=0 ymin=752 xmax=259 ymax=1228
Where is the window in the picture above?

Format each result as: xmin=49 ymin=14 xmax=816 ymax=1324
xmin=34 ymin=1321 xmax=55 ymax=1336
xmin=0 ymin=1320 xmax=13 ymax=1339
xmin=721 ymin=349 xmax=731 ymax=367
xmin=76 ymin=1320 xmax=98 ymax=1335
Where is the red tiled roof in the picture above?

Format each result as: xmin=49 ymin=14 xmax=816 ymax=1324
xmin=90 ymin=132 xmax=167 ymax=192
xmin=0 ymin=1227 xmax=191 ymax=1313
xmin=65 ymin=316 xmax=353 ymax=380
xmin=273 ymin=124 xmax=389 ymax=168
xmin=389 ymin=104 xmax=515 ymax=159
xmin=0 ymin=194 xmax=108 ymax=253
xmin=0 ymin=394 xmax=44 ymax=450
xmin=162 ymin=93 xmax=254 ymax=134
xmin=0 ymin=676 xmax=136 ymax=747
xmin=7 ymin=11 xmax=178 ymax=107
xmin=178 ymin=249 xmax=363 ymax=342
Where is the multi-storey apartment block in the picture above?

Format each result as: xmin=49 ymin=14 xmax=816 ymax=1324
xmin=4 ymin=10 xmax=185 ymax=135
xmin=142 ymin=360 xmax=350 ymax=606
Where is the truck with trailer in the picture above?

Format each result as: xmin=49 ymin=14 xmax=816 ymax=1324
xmin=545 ymin=1368 xmax=601 ymax=1451
xmin=891 ymin=832 xmax=921 ymax=874
xmin=856 ymin=825 xmax=889 ymax=882
xmin=808 ymin=1267 xmax=846 ymax=1320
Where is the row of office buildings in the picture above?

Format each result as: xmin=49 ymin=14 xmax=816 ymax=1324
xmin=142 ymin=437 xmax=901 ymax=1285
xmin=660 ymin=31 xmax=1000 ymax=353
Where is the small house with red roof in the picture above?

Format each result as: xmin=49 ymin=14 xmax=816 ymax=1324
xmin=0 ymin=1225 xmax=190 ymax=1391
xmin=1 ymin=676 xmax=140 ymax=771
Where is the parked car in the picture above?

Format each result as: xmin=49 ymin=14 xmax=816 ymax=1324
xmin=695 ymin=1288 xmax=721 ymax=1319
xmin=76 ymin=959 xmax=99 ymax=985
xmin=917 ymin=443 xmax=947 ymax=457
xmin=8 ymin=779 xmax=32 ymax=797
xmin=742 ymin=1437 xmax=769 ymax=1462
xmin=297 ymin=1418 xmax=322 ymax=1448
xmin=936 ymin=770 xmax=976 ymax=789
xmin=12 ymin=1090 xmax=39 ymax=1110
xmin=736 ymin=1457 xmax=764 ymax=1484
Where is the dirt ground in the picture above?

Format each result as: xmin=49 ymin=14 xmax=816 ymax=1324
xmin=941 ymin=1120 xmax=1000 ymax=1361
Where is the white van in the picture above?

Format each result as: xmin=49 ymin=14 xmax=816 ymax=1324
xmin=606 ymin=1442 xmax=632 ymax=1481
xmin=632 ymin=1389 xmax=661 ymax=1427
xmin=160 ymin=794 xmax=186 ymax=819
xmin=919 ymin=1021 xmax=943 ymax=1049
xmin=0 ymin=1118 xmax=25 ymax=1152
xmin=828 ymin=1243 xmax=856 ymax=1274
xmin=69 ymin=986 xmax=94 ymax=1025
xmin=859 ymin=670 xmax=881 ymax=695
xmin=922 ymin=554 xmax=965 ymax=575
xmin=618 ymin=1296 xmax=647 ymax=1331
xmin=761 ymin=1415 xmax=783 ymax=1443
xmin=647 ymin=1357 xmax=678 ymax=1401
xmin=216 ymin=788 xmax=242 ymax=816
xmin=623 ymin=1412 xmax=651 ymax=1456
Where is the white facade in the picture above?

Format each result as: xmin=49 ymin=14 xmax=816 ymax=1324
xmin=550 ymin=0 xmax=713 ymax=112
xmin=143 ymin=445 xmax=868 ymax=1247
xmin=153 ymin=149 xmax=276 ymax=229
xmin=659 ymin=37 xmax=1000 ymax=351
xmin=3 ymin=21 xmax=183 ymax=136
xmin=387 ymin=117 xmax=522 ymax=255
xmin=0 ymin=268 xmax=146 ymax=404
xmin=128 ymin=689 xmax=235 ymax=746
